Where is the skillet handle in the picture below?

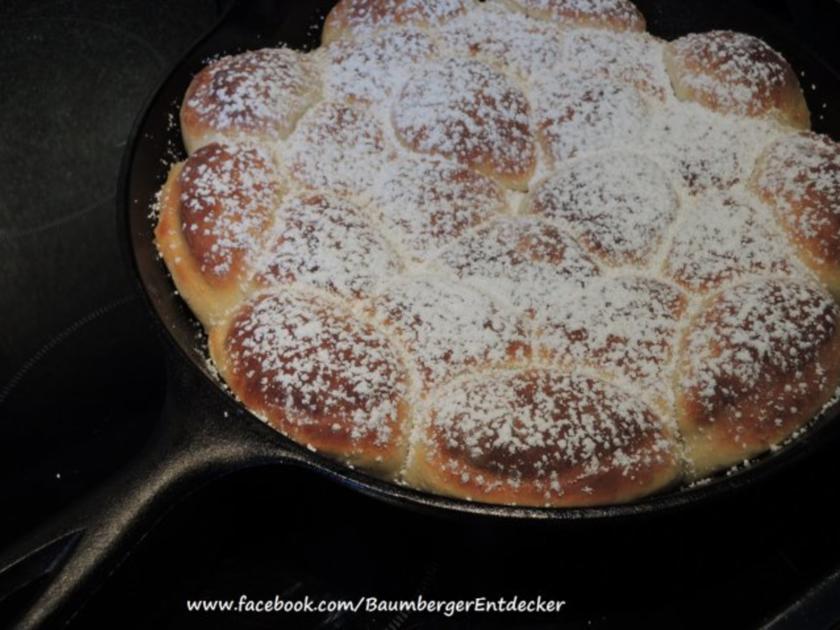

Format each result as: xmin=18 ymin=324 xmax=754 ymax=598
xmin=0 ymin=357 xmax=298 ymax=629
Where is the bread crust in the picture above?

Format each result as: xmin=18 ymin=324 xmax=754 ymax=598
xmin=209 ymin=290 xmax=413 ymax=476
xmin=405 ymin=369 xmax=681 ymax=507
xmin=664 ymin=31 xmax=810 ymax=129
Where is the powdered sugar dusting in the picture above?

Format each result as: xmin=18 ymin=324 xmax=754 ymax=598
xmin=561 ymin=29 xmax=670 ymax=100
xmin=439 ymin=217 xmax=602 ymax=315
xmin=437 ymin=4 xmax=565 ymax=82
xmin=678 ymin=279 xmax=839 ymax=418
xmin=753 ymin=132 xmax=840 ymax=268
xmin=178 ymin=142 xmax=279 ymax=279
xmin=536 ymin=276 xmax=687 ymax=410
xmin=391 ymin=57 xmax=536 ymax=187
xmin=367 ymin=274 xmax=529 ymax=388
xmin=531 ymin=75 xmax=649 ymax=164
xmin=252 ymin=193 xmax=402 ymax=298
xmin=181 ymin=47 xmax=319 ymax=150
xmin=286 ymin=100 xmax=393 ymax=198
xmin=507 ymin=0 xmax=645 ymax=32
xmin=324 ymin=27 xmax=436 ymax=103
xmin=368 ymin=154 xmax=508 ymax=263
xmin=417 ymin=369 xmax=676 ymax=501
xmin=666 ymin=31 xmax=800 ymax=120
xmin=527 ymin=152 xmax=679 ymax=265
xmin=663 ymin=198 xmax=796 ymax=292
xmin=225 ymin=290 xmax=408 ymax=450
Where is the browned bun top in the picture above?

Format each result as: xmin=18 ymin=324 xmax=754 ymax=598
xmin=286 ymin=100 xmax=391 ymax=199
xmin=391 ymin=57 xmax=536 ymax=190
xmin=322 ymin=0 xmax=471 ymax=44
xmin=526 ymin=152 xmax=679 ymax=266
xmin=367 ymin=275 xmax=530 ymax=388
xmin=177 ymin=142 xmax=279 ymax=286
xmin=664 ymin=31 xmax=809 ymax=128
xmin=536 ymin=276 xmax=687 ymax=408
xmin=368 ymin=154 xmax=507 ymax=263
xmin=439 ymin=217 xmax=601 ymax=315
xmin=505 ymin=0 xmax=646 ymax=32
xmin=324 ymin=27 xmax=437 ymax=104
xmin=560 ymin=30 xmax=669 ymax=100
xmin=180 ymin=47 xmax=318 ymax=151
xmin=412 ymin=368 xmax=679 ymax=506
xmin=216 ymin=290 xmax=411 ymax=469
xmin=752 ymin=132 xmax=840 ymax=286
xmin=675 ymin=278 xmax=840 ymax=473
xmin=437 ymin=3 xmax=565 ymax=82
xmin=662 ymin=199 xmax=795 ymax=293
xmin=251 ymin=193 xmax=402 ymax=299
xmin=531 ymin=75 xmax=649 ymax=165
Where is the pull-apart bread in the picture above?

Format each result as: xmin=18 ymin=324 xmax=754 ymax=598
xmin=155 ymin=0 xmax=840 ymax=507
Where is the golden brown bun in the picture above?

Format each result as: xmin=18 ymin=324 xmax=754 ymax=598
xmin=324 ymin=27 xmax=437 ymax=104
xmin=662 ymin=198 xmax=796 ymax=293
xmin=209 ymin=289 xmax=412 ymax=475
xmin=751 ymin=132 xmax=840 ymax=297
xmin=674 ymin=278 xmax=840 ymax=477
xmin=153 ymin=143 xmax=280 ymax=326
xmin=321 ymin=0 xmax=472 ymax=45
xmin=367 ymin=154 xmax=508 ymax=264
xmin=664 ymin=31 xmax=810 ymax=129
xmin=366 ymin=275 xmax=530 ymax=389
xmin=535 ymin=275 xmax=688 ymax=415
xmin=438 ymin=216 xmax=601 ymax=316
xmin=286 ymin=100 xmax=393 ymax=199
xmin=180 ymin=48 xmax=320 ymax=154
xmin=501 ymin=0 xmax=645 ymax=32
xmin=251 ymin=193 xmax=402 ymax=299
xmin=437 ymin=3 xmax=565 ymax=83
xmin=530 ymin=76 xmax=649 ymax=167
xmin=405 ymin=368 xmax=681 ymax=507
xmin=525 ymin=152 xmax=679 ymax=266
xmin=391 ymin=58 xmax=536 ymax=190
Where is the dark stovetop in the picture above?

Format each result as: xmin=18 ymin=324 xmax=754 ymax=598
xmin=2 ymin=1 xmax=840 ymax=628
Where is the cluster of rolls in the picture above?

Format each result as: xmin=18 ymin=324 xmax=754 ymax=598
xmin=154 ymin=0 xmax=840 ymax=507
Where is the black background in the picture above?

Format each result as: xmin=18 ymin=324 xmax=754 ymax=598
xmin=2 ymin=1 xmax=840 ymax=628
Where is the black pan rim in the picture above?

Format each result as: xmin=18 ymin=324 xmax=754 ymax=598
xmin=116 ymin=0 xmax=840 ymax=521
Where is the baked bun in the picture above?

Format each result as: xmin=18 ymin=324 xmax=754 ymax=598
xmin=286 ymin=100 xmax=392 ymax=199
xmin=525 ymin=152 xmax=679 ymax=266
xmin=209 ymin=289 xmax=412 ymax=475
xmin=751 ymin=132 xmax=840 ymax=296
xmin=438 ymin=3 xmax=565 ymax=82
xmin=324 ymin=27 xmax=437 ymax=104
xmin=562 ymin=30 xmax=670 ymax=100
xmin=366 ymin=275 xmax=530 ymax=388
xmin=644 ymin=104 xmax=778 ymax=193
xmin=154 ymin=143 xmax=280 ymax=325
xmin=405 ymin=368 xmax=680 ymax=507
xmin=531 ymin=76 xmax=649 ymax=165
xmin=535 ymin=276 xmax=687 ymax=413
xmin=321 ymin=0 xmax=471 ymax=45
xmin=438 ymin=217 xmax=601 ymax=315
xmin=369 ymin=154 xmax=507 ymax=263
xmin=180 ymin=48 xmax=320 ymax=154
xmin=391 ymin=57 xmax=536 ymax=190
xmin=664 ymin=31 xmax=810 ymax=129
xmin=155 ymin=0 xmax=840 ymax=508
xmin=675 ymin=279 xmax=840 ymax=477
xmin=663 ymin=198 xmax=796 ymax=293
xmin=251 ymin=193 xmax=402 ymax=299
xmin=502 ymin=0 xmax=645 ymax=32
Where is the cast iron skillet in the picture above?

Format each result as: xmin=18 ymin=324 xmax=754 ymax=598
xmin=2 ymin=0 xmax=840 ymax=627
